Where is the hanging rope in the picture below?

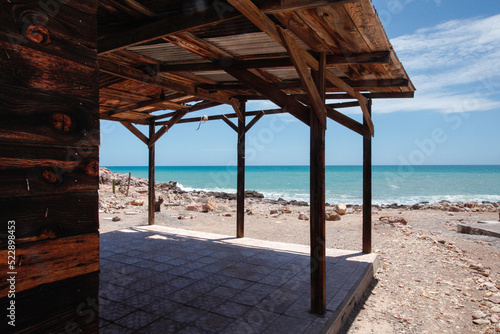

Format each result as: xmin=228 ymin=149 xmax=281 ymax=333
xmin=196 ymin=115 xmax=208 ymax=131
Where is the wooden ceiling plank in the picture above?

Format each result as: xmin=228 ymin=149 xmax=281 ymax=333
xmin=98 ymin=58 xmax=232 ymax=104
xmin=158 ymin=51 xmax=390 ymax=72
xmin=226 ymin=0 xmax=373 ymax=134
xmin=98 ymin=0 xmax=362 ymax=54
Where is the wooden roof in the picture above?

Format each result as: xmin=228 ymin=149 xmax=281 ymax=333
xmin=97 ymin=0 xmax=415 ymax=130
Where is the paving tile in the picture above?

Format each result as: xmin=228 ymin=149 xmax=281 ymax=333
xmin=219 ymin=320 xmax=261 ymax=334
xmin=141 ymin=298 xmax=183 ymax=317
xmin=182 ymin=269 xmax=212 ymax=280
xmin=203 ymin=273 xmax=232 ymax=285
xmin=245 ymin=282 xmax=277 ymax=296
xmin=222 ymin=278 xmax=254 ymax=290
xmin=170 ymin=276 xmax=197 ymax=289
xmin=166 ymin=305 xmax=207 ymax=324
xmin=231 ymin=291 xmax=267 ymax=306
xmin=196 ymin=312 xmax=234 ymax=332
xmin=169 ymin=287 xmax=203 ymax=304
xmin=114 ymin=309 xmax=160 ymax=330
xmin=144 ymin=284 xmax=179 ymax=298
xmin=125 ymin=278 xmax=159 ymax=293
xmin=241 ymin=308 xmax=280 ymax=330
xmin=188 ymin=281 xmax=219 ymax=294
xmin=122 ymin=292 xmax=157 ymax=309
xmin=175 ymin=325 xmax=211 ymax=334
xmin=206 ymin=286 xmax=240 ymax=300
xmin=99 ymin=323 xmax=135 ymax=334
xmin=256 ymin=288 xmax=302 ymax=314
xmin=213 ymin=301 xmax=251 ymax=319
xmin=262 ymin=314 xmax=312 ymax=334
xmin=135 ymin=317 xmax=185 ymax=333
xmin=185 ymin=295 xmax=225 ymax=311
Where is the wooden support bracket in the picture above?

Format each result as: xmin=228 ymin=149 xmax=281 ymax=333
xmin=120 ymin=121 xmax=149 ymax=146
xmin=244 ymin=111 xmax=265 ymax=133
xmin=222 ymin=115 xmax=238 ymax=132
xmin=148 ymin=109 xmax=189 ymax=148
xmin=230 ymin=98 xmax=245 ymax=122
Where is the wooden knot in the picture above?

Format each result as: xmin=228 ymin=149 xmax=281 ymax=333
xmin=42 ymin=170 xmax=59 ymax=184
xmin=38 ymin=226 xmax=59 ymax=241
xmin=50 ymin=113 xmax=74 ymax=132
xmin=25 ymin=25 xmax=51 ymax=44
xmin=85 ymin=159 xmax=99 ymax=176
xmin=17 ymin=10 xmax=51 ymax=44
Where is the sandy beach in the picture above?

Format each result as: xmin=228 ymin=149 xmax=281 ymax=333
xmin=99 ymin=168 xmax=500 ymax=333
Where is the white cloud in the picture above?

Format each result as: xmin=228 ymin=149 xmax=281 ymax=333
xmin=386 ymin=14 xmax=500 ymax=113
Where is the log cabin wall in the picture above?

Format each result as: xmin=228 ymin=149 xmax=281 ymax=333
xmin=0 ymin=1 xmax=99 ymax=332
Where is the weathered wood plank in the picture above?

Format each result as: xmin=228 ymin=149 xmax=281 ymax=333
xmin=0 ymin=37 xmax=98 ymax=99
xmin=0 ymin=192 xmax=98 ymax=245
xmin=0 ymin=233 xmax=99 ymax=296
xmin=0 ymin=143 xmax=98 ymax=197
xmin=0 ymin=1 xmax=97 ymax=65
xmin=0 ymin=272 xmax=99 ymax=333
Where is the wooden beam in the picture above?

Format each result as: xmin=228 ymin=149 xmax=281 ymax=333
xmin=152 ymin=101 xmax=221 ymax=121
xmin=148 ymin=122 xmax=155 ymax=225
xmin=237 ymin=103 xmax=246 ymax=238
xmin=120 ymin=121 xmax=149 ymax=145
xmin=226 ymin=0 xmax=373 ymax=134
xmin=98 ymin=58 xmax=231 ymax=105
xmin=326 ymin=107 xmax=369 ymax=137
xmin=363 ymin=99 xmax=372 ymax=253
xmin=230 ymin=98 xmax=245 ymax=122
xmin=107 ymin=98 xmax=188 ymax=116
xmin=158 ymin=108 xmax=288 ymax=125
xmin=98 ymin=0 xmax=360 ymax=54
xmin=199 ymin=78 xmax=410 ymax=92
xmin=237 ymin=91 xmax=415 ymax=100
xmin=356 ymin=91 xmax=374 ymax=137
xmin=245 ymin=111 xmax=265 ymax=133
xmin=221 ymin=115 xmax=238 ymax=132
xmin=279 ymin=27 xmax=326 ymax=128
xmin=148 ymin=109 xmax=188 ymax=147
xmin=224 ymin=67 xmax=310 ymax=125
xmin=158 ymin=51 xmax=391 ymax=72
xmin=310 ymin=53 xmax=327 ymax=315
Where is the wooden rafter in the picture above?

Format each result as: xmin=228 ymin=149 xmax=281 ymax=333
xmin=226 ymin=0 xmax=374 ymax=135
xmin=151 ymin=101 xmax=221 ymax=121
xmin=279 ymin=27 xmax=327 ymax=128
xmin=158 ymin=51 xmax=391 ymax=72
xmin=98 ymin=58 xmax=231 ymax=105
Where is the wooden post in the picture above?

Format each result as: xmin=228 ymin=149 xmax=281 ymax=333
xmin=363 ymin=99 xmax=373 ymax=253
xmin=237 ymin=102 xmax=246 ymax=238
xmin=148 ymin=122 xmax=156 ymax=225
xmin=310 ymin=53 xmax=327 ymax=315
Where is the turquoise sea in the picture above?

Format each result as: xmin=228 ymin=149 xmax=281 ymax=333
xmin=105 ymin=165 xmax=500 ymax=205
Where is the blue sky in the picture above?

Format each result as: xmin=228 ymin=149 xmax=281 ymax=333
xmin=100 ymin=0 xmax=500 ymax=166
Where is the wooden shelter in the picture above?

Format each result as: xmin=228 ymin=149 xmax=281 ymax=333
xmin=0 ymin=0 xmax=414 ymax=332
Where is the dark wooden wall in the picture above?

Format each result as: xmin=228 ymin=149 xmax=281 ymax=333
xmin=0 ymin=1 xmax=99 ymax=332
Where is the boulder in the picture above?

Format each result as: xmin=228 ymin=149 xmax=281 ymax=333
xmin=337 ymin=204 xmax=347 ymax=215
xmin=128 ymin=199 xmax=144 ymax=206
xmin=186 ymin=202 xmax=203 ymax=212
xmin=298 ymin=212 xmax=309 ymax=220
xmin=326 ymin=212 xmax=341 ymax=221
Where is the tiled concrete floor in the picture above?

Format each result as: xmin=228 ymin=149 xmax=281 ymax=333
xmin=99 ymin=226 xmax=378 ymax=333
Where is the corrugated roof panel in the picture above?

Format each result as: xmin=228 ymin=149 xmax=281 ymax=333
xmin=127 ymin=43 xmax=206 ymax=63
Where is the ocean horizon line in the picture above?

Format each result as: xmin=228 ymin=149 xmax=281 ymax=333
xmin=104 ymin=164 xmax=500 ymax=168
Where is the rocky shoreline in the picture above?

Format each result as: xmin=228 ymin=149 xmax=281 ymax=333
xmin=99 ymin=167 xmax=500 ymax=215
